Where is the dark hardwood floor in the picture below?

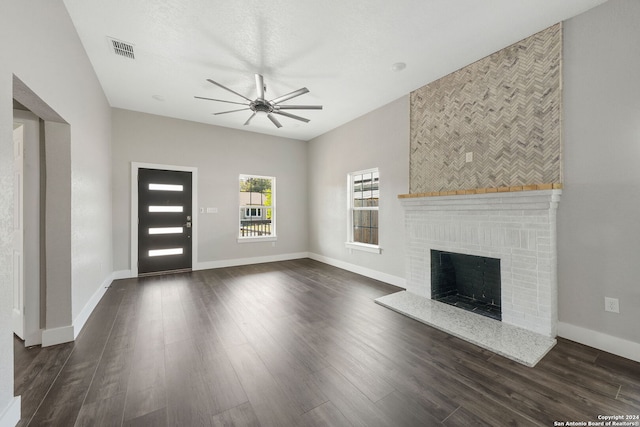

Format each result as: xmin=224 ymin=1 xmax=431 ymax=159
xmin=14 ymin=259 xmax=640 ymax=426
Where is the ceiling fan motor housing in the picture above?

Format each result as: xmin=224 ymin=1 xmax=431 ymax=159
xmin=251 ymin=100 xmax=273 ymax=114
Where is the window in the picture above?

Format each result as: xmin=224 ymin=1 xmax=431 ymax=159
xmin=346 ymin=168 xmax=380 ymax=253
xmin=239 ymin=174 xmax=275 ymax=241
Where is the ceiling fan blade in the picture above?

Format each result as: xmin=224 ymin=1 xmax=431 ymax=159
xmin=213 ymin=108 xmax=250 ymax=116
xmin=272 ymin=110 xmax=310 ymax=123
xmin=275 ymin=105 xmax=323 ymax=110
xmin=244 ymin=113 xmax=256 ymax=126
xmin=194 ymin=96 xmax=249 ymax=106
xmin=206 ymin=78 xmax=253 ymax=102
xmin=267 ymin=113 xmax=282 ymax=128
xmin=270 ymin=87 xmax=309 ymax=105
xmin=255 ymin=74 xmax=265 ymax=100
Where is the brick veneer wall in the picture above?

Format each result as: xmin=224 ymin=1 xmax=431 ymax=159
xmin=401 ymin=190 xmax=561 ymax=337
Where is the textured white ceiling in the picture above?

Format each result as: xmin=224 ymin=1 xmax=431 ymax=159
xmin=63 ymin=0 xmax=606 ymax=141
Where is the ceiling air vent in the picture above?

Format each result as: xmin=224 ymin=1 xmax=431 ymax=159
xmin=107 ymin=37 xmax=135 ymax=59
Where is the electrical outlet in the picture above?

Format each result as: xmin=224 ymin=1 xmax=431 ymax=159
xmin=604 ymin=297 xmax=619 ymax=313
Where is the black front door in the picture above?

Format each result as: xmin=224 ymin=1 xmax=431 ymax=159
xmin=138 ymin=168 xmax=193 ymax=275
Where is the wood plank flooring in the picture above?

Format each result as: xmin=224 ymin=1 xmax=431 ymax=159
xmin=14 ymin=259 xmax=640 ymax=426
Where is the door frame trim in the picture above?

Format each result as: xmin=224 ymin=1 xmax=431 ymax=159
xmin=131 ymin=162 xmax=198 ymax=277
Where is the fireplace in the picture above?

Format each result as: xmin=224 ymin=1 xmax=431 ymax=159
xmin=431 ymin=250 xmax=501 ymax=321
xmin=400 ymin=189 xmax=561 ymax=337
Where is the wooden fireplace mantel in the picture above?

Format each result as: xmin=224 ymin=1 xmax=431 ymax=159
xmin=398 ymin=183 xmax=563 ymax=199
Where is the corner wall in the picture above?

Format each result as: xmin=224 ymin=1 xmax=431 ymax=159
xmin=0 ymin=2 xmax=113 ymax=423
xmin=559 ymin=0 xmax=640 ymax=358
xmin=111 ymin=109 xmax=309 ymax=272
xmin=307 ymin=96 xmax=409 ymax=286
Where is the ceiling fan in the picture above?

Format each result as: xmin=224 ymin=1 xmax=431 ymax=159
xmin=195 ymin=74 xmax=323 ymax=128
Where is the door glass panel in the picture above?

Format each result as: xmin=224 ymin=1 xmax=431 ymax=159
xmin=149 ymin=183 xmax=183 ymax=191
xmin=148 ymin=227 xmax=184 ymax=235
xmin=148 ymin=248 xmax=184 ymax=257
xmin=148 ymin=206 xmax=183 ymax=212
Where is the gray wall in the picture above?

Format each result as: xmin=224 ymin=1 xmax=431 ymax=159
xmin=0 ymin=0 xmax=113 ymax=420
xmin=307 ymin=96 xmax=409 ymax=285
xmin=111 ymin=109 xmax=309 ymax=271
xmin=560 ymin=0 xmax=640 ymax=344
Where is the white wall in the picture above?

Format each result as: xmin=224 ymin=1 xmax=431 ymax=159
xmin=0 ymin=1 xmax=113 ymax=423
xmin=111 ymin=108 xmax=308 ymax=272
xmin=307 ymin=96 xmax=409 ymax=286
xmin=559 ymin=0 xmax=640 ymax=357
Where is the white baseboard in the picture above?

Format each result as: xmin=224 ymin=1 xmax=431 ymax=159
xmin=308 ymin=252 xmax=406 ymax=289
xmin=0 ymin=396 xmax=20 ymax=427
xmin=195 ymin=252 xmax=309 ymax=271
xmin=112 ymin=269 xmax=133 ymax=280
xmin=41 ymin=325 xmax=74 ymax=347
xmin=42 ymin=271 xmax=129 ymax=347
xmin=111 ymin=254 xmax=312 ymax=279
xmin=72 ymin=273 xmax=116 ymax=340
xmin=558 ymin=322 xmax=640 ymax=363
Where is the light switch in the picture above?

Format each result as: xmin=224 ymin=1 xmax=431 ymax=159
xmin=207 ymin=207 xmax=218 ymax=214
xmin=465 ymin=152 xmax=473 ymax=163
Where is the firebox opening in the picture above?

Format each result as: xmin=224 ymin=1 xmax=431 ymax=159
xmin=431 ymin=250 xmax=502 ymax=321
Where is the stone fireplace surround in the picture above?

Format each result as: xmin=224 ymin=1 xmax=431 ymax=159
xmin=376 ymin=189 xmax=561 ymax=366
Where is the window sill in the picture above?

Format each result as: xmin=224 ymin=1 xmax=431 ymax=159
xmin=345 ymin=242 xmax=382 ymax=254
xmin=237 ymin=236 xmax=278 ymax=244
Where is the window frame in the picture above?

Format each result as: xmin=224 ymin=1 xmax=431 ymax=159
xmin=238 ymin=174 xmax=276 ymax=243
xmin=345 ymin=168 xmax=381 ymax=254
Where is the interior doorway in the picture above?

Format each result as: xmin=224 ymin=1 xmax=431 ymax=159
xmin=12 ymin=75 xmax=73 ymax=349
xmin=11 ymin=74 xmax=73 ymax=427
